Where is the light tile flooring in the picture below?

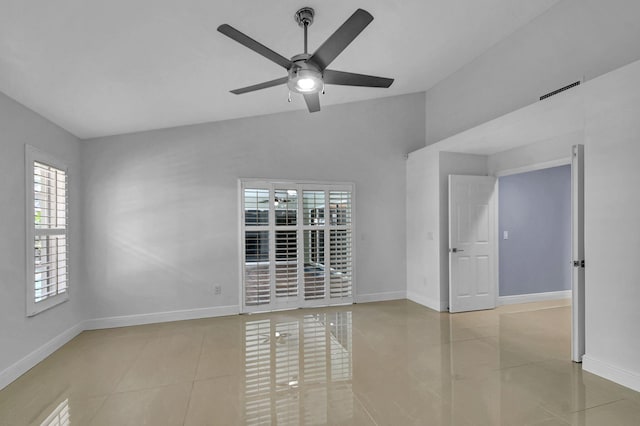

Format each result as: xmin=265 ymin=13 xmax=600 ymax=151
xmin=1 ymin=299 xmax=640 ymax=425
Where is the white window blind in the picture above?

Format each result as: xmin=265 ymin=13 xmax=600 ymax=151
xmin=241 ymin=181 xmax=354 ymax=313
xmin=26 ymin=146 xmax=69 ymax=316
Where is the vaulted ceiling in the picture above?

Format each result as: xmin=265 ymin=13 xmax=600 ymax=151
xmin=0 ymin=0 xmax=560 ymax=138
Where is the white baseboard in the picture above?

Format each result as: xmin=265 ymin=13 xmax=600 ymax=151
xmin=355 ymin=291 xmax=406 ymax=304
xmin=406 ymin=291 xmax=446 ymax=312
xmin=0 ymin=322 xmax=84 ymax=390
xmin=84 ymin=305 xmax=240 ymax=330
xmin=497 ymin=290 xmax=571 ymax=306
xmin=583 ymin=355 xmax=640 ymax=393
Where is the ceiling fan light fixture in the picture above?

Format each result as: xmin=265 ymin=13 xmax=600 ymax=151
xmin=297 ymin=77 xmax=316 ymax=91
xmin=288 ymin=68 xmax=322 ymax=94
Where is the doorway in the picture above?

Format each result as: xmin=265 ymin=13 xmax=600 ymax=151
xmin=497 ymin=164 xmax=572 ymax=304
xmin=448 ymin=145 xmax=585 ymax=362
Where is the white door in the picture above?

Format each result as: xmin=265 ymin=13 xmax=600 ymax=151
xmin=448 ymin=175 xmax=497 ymax=313
xmin=571 ymin=145 xmax=585 ymax=362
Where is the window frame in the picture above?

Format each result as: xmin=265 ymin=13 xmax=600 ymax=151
xmin=25 ymin=145 xmax=70 ymax=316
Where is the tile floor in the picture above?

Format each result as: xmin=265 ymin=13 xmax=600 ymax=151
xmin=1 ymin=299 xmax=639 ymax=425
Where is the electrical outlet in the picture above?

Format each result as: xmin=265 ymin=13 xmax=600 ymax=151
xmin=214 ymin=285 xmax=222 ymax=295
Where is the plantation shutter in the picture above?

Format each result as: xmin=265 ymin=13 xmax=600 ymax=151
xmin=26 ymin=146 xmax=70 ymax=317
xmin=243 ymin=188 xmax=270 ymax=307
xmin=328 ymin=191 xmax=352 ymax=299
xmin=302 ymin=190 xmax=325 ymax=301
xmin=241 ymin=181 xmax=354 ymax=313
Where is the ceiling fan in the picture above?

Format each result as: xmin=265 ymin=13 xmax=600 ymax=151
xmin=218 ymin=7 xmax=394 ymax=113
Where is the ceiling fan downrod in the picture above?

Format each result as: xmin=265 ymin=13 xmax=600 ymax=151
xmin=295 ymin=7 xmax=314 ymax=55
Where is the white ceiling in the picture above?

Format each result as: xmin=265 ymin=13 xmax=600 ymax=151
xmin=0 ymin=0 xmax=560 ymax=138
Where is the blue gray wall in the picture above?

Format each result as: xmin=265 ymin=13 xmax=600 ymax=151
xmin=499 ymin=165 xmax=571 ymax=296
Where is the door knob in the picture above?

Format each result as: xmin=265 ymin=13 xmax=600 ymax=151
xmin=449 ymin=248 xmax=464 ymax=253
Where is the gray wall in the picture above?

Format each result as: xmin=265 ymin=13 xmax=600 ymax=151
xmin=582 ymin=61 xmax=640 ymax=386
xmin=498 ymin=165 xmax=571 ymax=296
xmin=425 ymin=0 xmax=640 ymax=144
xmin=81 ymin=93 xmax=425 ymax=319
xmin=406 ymin=149 xmax=440 ymax=310
xmin=0 ymin=92 xmax=84 ymax=377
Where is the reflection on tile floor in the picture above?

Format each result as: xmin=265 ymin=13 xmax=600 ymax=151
xmin=1 ymin=299 xmax=640 ymax=425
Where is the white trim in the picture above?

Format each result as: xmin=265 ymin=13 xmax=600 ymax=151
xmin=494 ymin=157 xmax=571 ymax=177
xmin=497 ymin=290 xmax=571 ymax=306
xmin=493 ymin=178 xmax=500 ymax=309
xmin=583 ymin=355 xmax=640 ymax=393
xmin=571 ymin=144 xmax=586 ymax=362
xmin=84 ymin=305 xmax=240 ymax=330
xmin=406 ymin=291 xmax=446 ymax=312
xmin=0 ymin=322 xmax=83 ymax=390
xmin=355 ymin=291 xmax=406 ymax=303
xmin=237 ymin=179 xmax=244 ymax=314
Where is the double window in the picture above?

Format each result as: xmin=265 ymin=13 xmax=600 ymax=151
xmin=241 ymin=180 xmax=354 ymax=312
xmin=26 ymin=146 xmax=69 ymax=316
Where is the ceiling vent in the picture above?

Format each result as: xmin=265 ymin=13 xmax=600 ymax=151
xmin=539 ymin=81 xmax=580 ymax=101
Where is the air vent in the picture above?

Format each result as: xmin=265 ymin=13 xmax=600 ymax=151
xmin=540 ymin=81 xmax=580 ymax=101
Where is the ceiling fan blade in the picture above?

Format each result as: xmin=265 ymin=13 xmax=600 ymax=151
xmin=230 ymin=77 xmax=288 ymax=95
xmin=218 ymin=24 xmax=293 ymax=70
xmin=308 ymin=9 xmax=373 ymax=71
xmin=303 ymin=93 xmax=321 ymax=113
xmin=323 ymin=70 xmax=394 ymax=88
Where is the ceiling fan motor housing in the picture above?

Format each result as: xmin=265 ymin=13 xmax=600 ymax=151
xmin=287 ymin=54 xmax=322 ymax=94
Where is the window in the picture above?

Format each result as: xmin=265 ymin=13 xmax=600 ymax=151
xmin=241 ymin=181 xmax=354 ymax=312
xmin=26 ymin=146 xmax=69 ymax=316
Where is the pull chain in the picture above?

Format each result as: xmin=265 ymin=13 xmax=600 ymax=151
xmin=288 ymin=91 xmax=292 ymax=103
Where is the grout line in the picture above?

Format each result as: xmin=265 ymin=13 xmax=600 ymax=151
xmin=108 ymin=334 xmax=154 ymax=395
xmin=191 ymin=332 xmax=206 ymax=382
xmin=191 ymin=372 xmax=239 ymax=383
xmin=182 ymin=330 xmax=206 ymax=426
xmin=107 ymin=379 xmax=196 ymax=396
xmin=569 ymin=397 xmax=626 ymax=414
xmin=354 ymin=393 xmax=379 ymax=426
xmin=182 ymin=380 xmax=196 ymax=426
xmin=85 ymin=394 xmax=109 ymax=424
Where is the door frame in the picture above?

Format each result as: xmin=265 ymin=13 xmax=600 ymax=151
xmin=491 ymin=148 xmax=585 ymax=363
